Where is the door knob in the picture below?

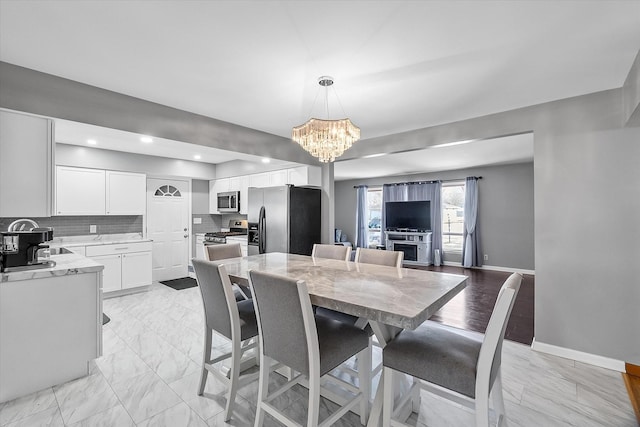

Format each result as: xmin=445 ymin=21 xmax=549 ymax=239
xmin=183 ymin=228 xmax=188 ymax=232
xmin=184 ymin=234 xmax=188 ymax=238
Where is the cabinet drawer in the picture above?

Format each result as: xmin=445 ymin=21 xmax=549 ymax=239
xmin=85 ymin=241 xmax=152 ymax=257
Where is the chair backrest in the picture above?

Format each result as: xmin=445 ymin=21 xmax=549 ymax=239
xmin=192 ymin=259 xmax=239 ymax=340
xmin=476 ymin=272 xmax=522 ymax=394
xmin=249 ymin=270 xmax=317 ymax=377
xmin=355 ymin=247 xmax=403 ymax=267
xmin=205 ymin=243 xmax=242 ymax=261
xmin=311 ymin=243 xmax=351 ymax=261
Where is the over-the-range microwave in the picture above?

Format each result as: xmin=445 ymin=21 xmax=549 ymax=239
xmin=217 ymin=191 xmax=240 ymax=213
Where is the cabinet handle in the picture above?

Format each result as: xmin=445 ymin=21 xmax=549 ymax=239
xmin=115 ymin=247 xmax=129 ymax=251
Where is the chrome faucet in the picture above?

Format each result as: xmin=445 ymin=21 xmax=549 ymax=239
xmin=7 ymin=218 xmax=40 ymax=232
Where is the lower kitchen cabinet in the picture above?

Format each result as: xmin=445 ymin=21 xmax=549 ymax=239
xmin=86 ymin=242 xmax=152 ymax=293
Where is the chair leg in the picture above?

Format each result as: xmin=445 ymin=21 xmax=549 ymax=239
xmin=358 ymin=345 xmax=372 ymax=424
xmin=224 ymin=339 xmax=242 ymax=421
xmin=382 ymin=367 xmax=394 ymax=427
xmin=198 ymin=328 xmax=212 ymax=396
xmin=475 ymin=386 xmax=490 ymax=427
xmin=254 ymin=355 xmax=271 ymax=427
xmin=492 ymin=371 xmax=508 ymax=427
xmin=307 ymin=372 xmax=321 ymax=427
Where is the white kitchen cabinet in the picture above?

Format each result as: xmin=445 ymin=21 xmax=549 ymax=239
xmin=106 ymin=170 xmax=146 ymax=215
xmin=55 ymin=166 xmax=106 ymax=215
xmin=269 ymin=169 xmax=288 ymax=186
xmin=238 ymin=175 xmax=250 ymax=214
xmin=249 ymin=173 xmax=268 ymax=188
xmin=0 ymin=110 xmax=55 ymax=217
xmin=121 ymin=251 xmax=152 ymax=289
xmin=209 ymin=178 xmax=230 ymax=213
xmin=92 ymin=253 xmax=122 ymax=293
xmin=86 ymin=241 xmax=152 ymax=293
xmin=56 ymin=167 xmax=146 ymax=216
xmin=287 ymin=166 xmax=322 ymax=186
xmin=195 ymin=234 xmax=206 ymax=260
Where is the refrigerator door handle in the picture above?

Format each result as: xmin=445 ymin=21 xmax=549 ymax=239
xmin=258 ymin=206 xmax=266 ymax=254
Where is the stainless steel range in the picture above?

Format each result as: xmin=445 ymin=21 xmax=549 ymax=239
xmin=204 ymin=220 xmax=248 ymax=245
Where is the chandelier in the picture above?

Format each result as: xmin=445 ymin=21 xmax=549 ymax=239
xmin=292 ymin=76 xmax=360 ymax=163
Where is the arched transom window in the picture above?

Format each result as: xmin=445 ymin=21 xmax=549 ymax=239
xmin=154 ymin=185 xmax=182 ymax=197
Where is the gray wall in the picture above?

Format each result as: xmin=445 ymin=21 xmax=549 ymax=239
xmin=0 ymin=61 xmax=317 ymax=165
xmin=192 ymin=180 xmax=210 ymax=214
xmin=623 ymin=50 xmax=640 ymax=126
xmin=337 ymin=87 xmax=640 ymax=365
xmin=335 ymin=162 xmax=535 ymax=270
xmin=56 ymin=144 xmax=217 ymax=180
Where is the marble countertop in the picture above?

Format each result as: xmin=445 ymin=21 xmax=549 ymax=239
xmin=1 ymin=253 xmax=104 ymax=283
xmin=220 ymin=252 xmax=467 ymax=330
xmin=50 ymin=233 xmax=152 ymax=248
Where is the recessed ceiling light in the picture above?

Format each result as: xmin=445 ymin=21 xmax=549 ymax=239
xmin=140 ymin=136 xmax=153 ymax=143
xmin=87 ymin=139 xmax=97 ymax=145
xmin=193 ymin=154 xmax=201 ymax=160
xmin=261 ymin=158 xmax=271 ymax=163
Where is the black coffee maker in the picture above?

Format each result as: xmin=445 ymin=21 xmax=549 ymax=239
xmin=0 ymin=228 xmax=54 ymax=272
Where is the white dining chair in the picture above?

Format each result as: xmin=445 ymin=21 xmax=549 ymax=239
xmin=382 ymin=272 xmax=523 ymax=427
xmin=204 ymin=243 xmax=250 ymax=300
xmin=192 ymin=259 xmax=259 ymax=422
xmin=355 ymin=247 xmax=404 ymax=267
xmin=311 ymin=243 xmax=351 ymax=261
xmin=249 ymin=269 xmax=372 ymax=427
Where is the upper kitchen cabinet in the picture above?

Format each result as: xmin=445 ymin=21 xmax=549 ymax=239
xmin=55 ymin=167 xmax=106 ymax=215
xmin=55 ymin=166 xmax=145 ymax=216
xmin=0 ymin=110 xmax=55 ymax=217
xmin=106 ymin=171 xmax=146 ymax=215
xmin=288 ymin=166 xmax=321 ymax=187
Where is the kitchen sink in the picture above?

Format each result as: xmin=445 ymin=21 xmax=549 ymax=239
xmin=47 ymin=247 xmax=73 ymax=255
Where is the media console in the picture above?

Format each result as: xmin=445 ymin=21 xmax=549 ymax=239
xmin=385 ymin=230 xmax=432 ymax=266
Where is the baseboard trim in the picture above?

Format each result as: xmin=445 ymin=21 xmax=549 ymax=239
xmin=442 ymin=261 xmax=535 ymax=275
xmin=532 ymin=339 xmax=625 ymax=372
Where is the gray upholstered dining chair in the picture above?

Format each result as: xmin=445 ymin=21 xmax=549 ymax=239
xmin=192 ymin=259 xmax=259 ymax=422
xmin=204 ymin=242 xmax=243 ymax=262
xmin=204 ymin=243 xmax=249 ymax=300
xmin=382 ymin=272 xmax=523 ymax=427
xmin=354 ymin=247 xmax=404 ymax=267
xmin=249 ymin=269 xmax=372 ymax=427
xmin=311 ymin=243 xmax=351 ymax=261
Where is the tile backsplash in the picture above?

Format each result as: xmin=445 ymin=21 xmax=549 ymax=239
xmin=0 ymin=216 xmax=143 ymax=237
xmin=191 ymin=213 xmax=247 ymax=233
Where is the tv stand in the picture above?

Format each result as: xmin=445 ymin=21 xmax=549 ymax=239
xmin=385 ymin=230 xmax=432 ymax=266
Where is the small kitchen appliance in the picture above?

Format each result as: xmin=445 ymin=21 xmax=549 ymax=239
xmin=0 ymin=228 xmax=55 ymax=272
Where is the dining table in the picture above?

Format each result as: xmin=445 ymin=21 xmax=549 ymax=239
xmin=219 ymin=252 xmax=468 ymax=427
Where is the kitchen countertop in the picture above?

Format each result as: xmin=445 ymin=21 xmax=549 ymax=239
xmin=1 ymin=252 xmax=104 ymax=283
xmin=50 ymin=233 xmax=152 ymax=248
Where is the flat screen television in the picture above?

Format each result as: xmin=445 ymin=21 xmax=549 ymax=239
xmin=385 ymin=201 xmax=431 ymax=232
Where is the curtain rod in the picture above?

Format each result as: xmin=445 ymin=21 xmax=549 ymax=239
xmin=354 ymin=176 xmax=481 ymax=188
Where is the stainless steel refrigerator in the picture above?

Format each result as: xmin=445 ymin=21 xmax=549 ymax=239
xmin=248 ymin=185 xmax=321 ymax=256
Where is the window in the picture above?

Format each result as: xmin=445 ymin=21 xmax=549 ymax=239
xmin=442 ymin=182 xmax=465 ymax=252
xmin=366 ymin=187 xmax=382 ymax=248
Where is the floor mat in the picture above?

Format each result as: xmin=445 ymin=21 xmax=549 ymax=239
xmin=160 ymin=277 xmax=198 ymax=290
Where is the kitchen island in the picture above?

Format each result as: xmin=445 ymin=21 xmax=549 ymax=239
xmin=0 ymin=251 xmax=103 ymax=403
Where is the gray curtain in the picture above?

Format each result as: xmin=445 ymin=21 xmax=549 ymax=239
xmin=462 ymin=177 xmax=481 ymax=267
xmin=407 ymin=182 xmax=442 ymax=265
xmin=355 ymin=185 xmax=368 ymax=248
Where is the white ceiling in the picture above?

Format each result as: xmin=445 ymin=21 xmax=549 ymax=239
xmin=55 ymin=119 xmax=292 ymax=167
xmin=1 ymin=1 xmax=638 ymax=179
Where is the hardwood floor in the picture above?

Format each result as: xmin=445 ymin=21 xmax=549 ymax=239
xmin=408 ymin=264 xmax=535 ymax=345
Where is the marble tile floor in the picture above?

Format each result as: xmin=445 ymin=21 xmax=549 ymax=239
xmin=0 ymin=282 xmax=635 ymax=427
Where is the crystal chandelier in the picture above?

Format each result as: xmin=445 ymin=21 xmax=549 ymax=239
xmin=292 ymin=76 xmax=360 ymax=163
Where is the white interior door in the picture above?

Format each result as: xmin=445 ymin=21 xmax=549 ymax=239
xmin=147 ymin=178 xmax=190 ymax=282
